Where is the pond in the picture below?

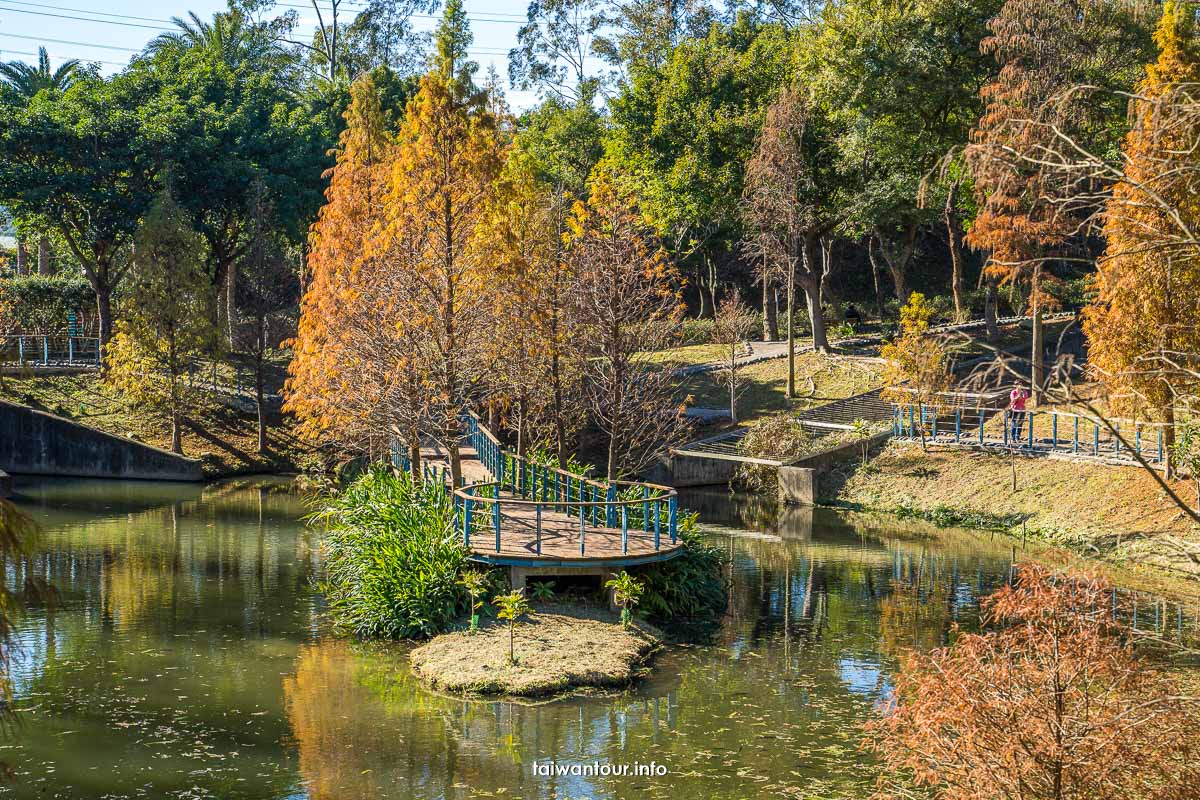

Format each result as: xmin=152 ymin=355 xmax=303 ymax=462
xmin=2 ymin=477 xmax=1031 ymax=799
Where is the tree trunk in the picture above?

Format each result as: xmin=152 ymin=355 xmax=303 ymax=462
xmin=1031 ymin=300 xmax=1044 ymax=405
xmin=409 ymin=440 xmax=422 ymax=483
xmin=761 ymin=272 xmax=775 ymax=342
xmin=800 ymin=272 xmax=828 ymax=353
xmin=37 ymin=236 xmax=51 ymax=276
xmin=785 ymin=262 xmax=796 ymax=399
xmin=868 ymin=237 xmax=887 ymax=320
xmin=876 ymin=225 xmax=917 ymax=304
xmin=606 ymin=427 xmax=619 ymax=483
xmin=448 ymin=439 xmax=463 ymax=488
xmin=96 ymin=284 xmax=114 ymax=366
xmin=945 ymin=184 xmax=967 ymax=322
xmin=984 ymin=275 xmax=1000 ymax=341
xmin=171 ymin=410 xmax=182 ymax=455
xmin=226 ymin=265 xmax=237 ymax=350
xmin=15 ymin=240 xmax=27 ymax=275
xmin=819 ymin=237 xmax=843 ymax=322
xmin=254 ymin=346 xmax=267 ymax=455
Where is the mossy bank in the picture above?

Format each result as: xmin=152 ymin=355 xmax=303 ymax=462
xmin=827 ymin=441 xmax=1200 ymax=584
xmin=410 ymin=605 xmax=661 ymax=697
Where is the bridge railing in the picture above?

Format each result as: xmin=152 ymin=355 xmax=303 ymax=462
xmin=459 ymin=413 xmax=678 ymax=555
xmin=892 ymin=403 xmax=1172 ymax=465
xmin=0 ymin=335 xmax=100 ymax=367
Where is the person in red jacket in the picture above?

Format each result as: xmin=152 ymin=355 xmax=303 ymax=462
xmin=1009 ymin=383 xmax=1030 ymax=443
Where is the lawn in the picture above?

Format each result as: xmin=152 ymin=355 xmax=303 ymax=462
xmin=679 ymin=351 xmax=886 ymax=424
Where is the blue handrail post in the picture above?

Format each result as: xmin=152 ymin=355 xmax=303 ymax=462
xmin=1093 ymin=423 xmax=1099 ymax=455
xmin=493 ymin=500 xmax=501 ymax=553
xmin=1073 ymin=416 xmax=1079 ymax=454
xmin=621 ymin=507 xmax=628 ymax=554
xmin=68 ymin=337 xmax=74 ymax=364
xmin=579 ymin=510 xmax=586 ymax=555
xmin=668 ymin=496 xmax=678 ymax=544
xmin=42 ymin=336 xmax=49 ymax=365
xmin=930 ymin=406 xmax=937 ymax=439
xmin=1135 ymin=424 xmax=1142 ymax=458
xmin=642 ymin=485 xmax=651 ymax=532
xmin=954 ymin=409 xmax=961 ymax=443
xmin=1003 ymin=410 xmax=1009 ymax=446
xmin=654 ymin=500 xmax=661 ymax=550
xmin=17 ymin=337 xmax=23 ymax=363
xmin=893 ymin=406 xmax=900 ymax=437
xmin=497 ymin=457 xmax=505 ymax=493
xmin=1027 ymin=412 xmax=1034 ymax=448
xmin=535 ymin=504 xmax=542 ymax=555
xmin=463 ymin=498 xmax=473 ymax=547
xmin=909 ymin=405 xmax=916 ymax=437
xmin=1052 ymin=414 xmax=1058 ymax=451
xmin=606 ymin=485 xmax=617 ymax=528
xmin=1158 ymin=427 xmax=1164 ymax=464
xmin=978 ymin=409 xmax=984 ymax=445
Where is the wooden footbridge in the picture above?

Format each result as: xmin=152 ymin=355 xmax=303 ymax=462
xmin=451 ymin=416 xmax=685 ymax=570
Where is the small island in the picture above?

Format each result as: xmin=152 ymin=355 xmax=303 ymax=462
xmin=411 ymin=605 xmax=661 ymax=697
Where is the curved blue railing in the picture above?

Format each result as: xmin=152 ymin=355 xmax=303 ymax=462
xmin=458 ymin=414 xmax=679 ymax=557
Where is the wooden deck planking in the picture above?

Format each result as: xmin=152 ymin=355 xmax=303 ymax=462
xmin=466 ymin=498 xmax=681 ymax=561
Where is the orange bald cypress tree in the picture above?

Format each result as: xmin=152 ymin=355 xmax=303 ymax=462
xmin=370 ymin=0 xmax=504 ymax=486
xmin=967 ymin=0 xmax=1155 ymax=400
xmin=1085 ymin=2 xmax=1200 ymax=456
xmin=284 ymin=74 xmax=394 ymax=453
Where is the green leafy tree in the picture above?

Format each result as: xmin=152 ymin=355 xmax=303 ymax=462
xmin=0 ymin=73 xmax=160 ymax=354
xmin=457 ymin=570 xmax=490 ymax=631
xmin=494 ymin=589 xmax=532 ymax=664
xmin=509 ymin=0 xmax=611 ymax=103
xmin=605 ymin=571 xmax=644 ymax=628
xmin=514 ymin=97 xmax=606 ymax=199
xmin=608 ymin=15 xmax=794 ymax=317
xmin=105 ymin=190 xmax=217 ymax=454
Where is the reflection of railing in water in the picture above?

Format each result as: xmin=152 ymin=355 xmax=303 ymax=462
xmin=459 ymin=414 xmax=679 ymax=558
xmin=890 ymin=549 xmax=1200 ymax=651
xmin=0 ymin=335 xmax=100 ymax=367
xmin=892 ymin=403 xmax=1171 ymax=466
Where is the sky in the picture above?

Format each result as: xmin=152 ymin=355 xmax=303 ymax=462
xmin=0 ymin=0 xmax=542 ymax=108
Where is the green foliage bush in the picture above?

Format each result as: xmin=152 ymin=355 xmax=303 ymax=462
xmin=316 ymin=466 xmax=471 ymax=639
xmin=634 ymin=513 xmax=727 ymax=622
xmin=0 ymin=275 xmax=94 ymax=334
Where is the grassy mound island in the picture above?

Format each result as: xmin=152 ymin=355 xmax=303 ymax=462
xmin=314 ymin=466 xmax=726 ymax=696
xmin=411 ymin=605 xmax=660 ymax=697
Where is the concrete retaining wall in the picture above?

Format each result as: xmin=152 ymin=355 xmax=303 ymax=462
xmin=643 ymin=452 xmax=739 ymax=487
xmin=0 ymin=400 xmax=203 ymax=481
xmin=778 ymin=430 xmax=892 ymax=505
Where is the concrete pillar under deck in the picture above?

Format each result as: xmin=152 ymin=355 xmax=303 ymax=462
xmin=509 ymin=565 xmax=622 ymax=612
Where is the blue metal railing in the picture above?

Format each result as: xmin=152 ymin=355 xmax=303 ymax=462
xmin=0 ymin=335 xmax=100 ymax=366
xmin=457 ymin=414 xmax=679 ymax=556
xmin=891 ymin=403 xmax=1171 ymax=465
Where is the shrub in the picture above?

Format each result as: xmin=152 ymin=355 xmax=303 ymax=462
xmin=680 ymin=317 xmax=715 ymax=344
xmin=316 ymin=466 xmax=470 ymax=639
xmin=605 ymin=571 xmax=644 ymax=628
xmin=634 ymin=512 xmax=727 ymax=622
xmin=735 ymin=415 xmax=814 ymax=492
xmin=0 ymin=274 xmax=95 ymax=334
xmin=494 ymin=589 xmax=532 ymax=664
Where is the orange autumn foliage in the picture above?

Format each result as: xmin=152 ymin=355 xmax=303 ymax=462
xmin=1084 ymin=1 xmax=1200 ymax=421
xmin=865 ymin=563 xmax=1200 ymax=800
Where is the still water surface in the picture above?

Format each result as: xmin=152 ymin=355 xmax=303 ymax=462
xmin=3 ymin=478 xmax=1022 ymax=799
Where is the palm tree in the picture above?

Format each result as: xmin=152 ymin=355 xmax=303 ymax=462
xmin=0 ymin=47 xmax=83 ymax=99
xmin=148 ymin=9 xmax=281 ymax=71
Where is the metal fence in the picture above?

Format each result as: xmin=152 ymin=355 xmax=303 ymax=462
xmin=0 ymin=335 xmax=101 ymax=367
xmin=892 ymin=403 xmax=1172 ymax=466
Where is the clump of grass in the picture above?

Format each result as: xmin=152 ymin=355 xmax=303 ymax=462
xmin=894 ymin=501 xmax=1027 ymax=531
xmin=316 ymin=466 xmax=470 ymax=639
xmin=634 ymin=513 xmax=727 ymax=623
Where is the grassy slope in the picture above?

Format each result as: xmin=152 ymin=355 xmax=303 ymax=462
xmin=680 ymin=352 xmax=885 ymax=423
xmin=831 ymin=441 xmax=1200 ymax=582
xmin=0 ymin=371 xmax=313 ymax=478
